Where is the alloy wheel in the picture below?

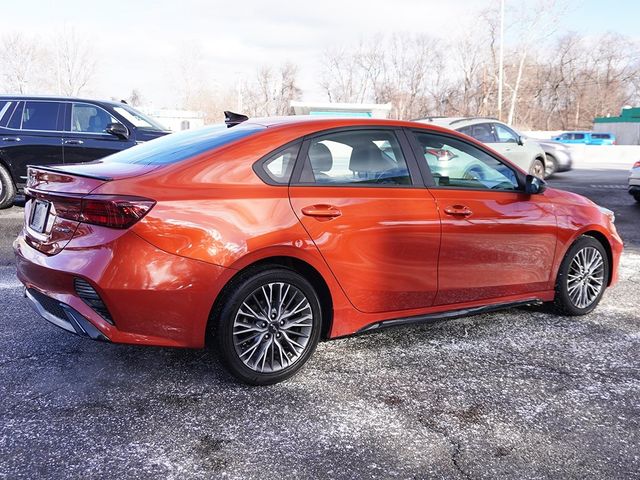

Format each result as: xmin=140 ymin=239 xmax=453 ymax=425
xmin=233 ymin=282 xmax=314 ymax=373
xmin=566 ymin=246 xmax=605 ymax=309
xmin=531 ymin=160 xmax=545 ymax=178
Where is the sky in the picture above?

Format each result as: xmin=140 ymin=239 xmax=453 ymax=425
xmin=2 ymin=0 xmax=639 ymax=108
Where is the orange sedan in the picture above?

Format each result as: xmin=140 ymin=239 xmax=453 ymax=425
xmin=14 ymin=114 xmax=623 ymax=384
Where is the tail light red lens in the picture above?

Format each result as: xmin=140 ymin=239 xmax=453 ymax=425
xmin=633 ymin=161 xmax=640 ymax=169
xmin=27 ymin=192 xmax=155 ymax=229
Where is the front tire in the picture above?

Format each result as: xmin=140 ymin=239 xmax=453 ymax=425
xmin=0 ymin=164 xmax=17 ymax=209
xmin=552 ymin=236 xmax=609 ymax=316
xmin=529 ymin=158 xmax=545 ymax=179
xmin=216 ymin=267 xmax=322 ymax=385
xmin=544 ymin=154 xmax=557 ymax=178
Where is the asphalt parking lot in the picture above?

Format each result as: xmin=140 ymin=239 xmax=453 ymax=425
xmin=0 ymin=164 xmax=638 ymax=479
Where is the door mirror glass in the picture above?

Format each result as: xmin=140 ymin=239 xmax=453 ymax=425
xmin=525 ymin=174 xmax=547 ymax=194
xmin=106 ymin=122 xmax=129 ymax=139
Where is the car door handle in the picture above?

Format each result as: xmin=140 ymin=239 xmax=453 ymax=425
xmin=443 ymin=205 xmax=473 ymax=217
xmin=2 ymin=137 xmax=20 ymax=142
xmin=64 ymin=140 xmax=84 ymax=145
xmin=301 ymin=205 xmax=342 ymax=218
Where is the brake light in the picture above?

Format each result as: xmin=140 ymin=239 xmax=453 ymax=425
xmin=28 ymin=192 xmax=155 ymax=229
xmin=634 ymin=161 xmax=640 ymax=169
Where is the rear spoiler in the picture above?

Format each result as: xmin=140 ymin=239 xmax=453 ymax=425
xmin=27 ymin=164 xmax=113 ymax=182
xmin=224 ymin=111 xmax=249 ymax=128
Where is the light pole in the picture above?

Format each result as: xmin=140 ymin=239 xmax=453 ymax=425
xmin=498 ymin=0 xmax=505 ymax=121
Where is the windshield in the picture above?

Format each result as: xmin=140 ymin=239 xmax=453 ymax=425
xmin=112 ymin=104 xmax=167 ymax=131
xmin=103 ymin=124 xmax=265 ymax=165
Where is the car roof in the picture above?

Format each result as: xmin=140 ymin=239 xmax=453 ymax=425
xmin=243 ymin=115 xmax=461 ymax=132
xmin=414 ymin=117 xmax=503 ymax=129
xmin=0 ymin=94 xmax=127 ymax=107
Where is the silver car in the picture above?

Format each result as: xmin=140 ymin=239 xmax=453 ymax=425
xmin=417 ymin=117 xmax=547 ymax=178
xmin=629 ymin=160 xmax=640 ymax=202
xmin=527 ymin=138 xmax=573 ymax=177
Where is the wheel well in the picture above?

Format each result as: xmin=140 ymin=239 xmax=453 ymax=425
xmin=582 ymin=231 xmax=614 ymax=286
xmin=535 ymin=155 xmax=546 ymax=167
xmin=206 ymin=256 xmax=334 ymax=344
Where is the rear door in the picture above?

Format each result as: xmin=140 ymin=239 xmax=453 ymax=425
xmin=62 ymin=102 xmax=134 ymax=165
xmin=288 ymin=128 xmax=441 ymax=314
xmin=0 ymin=100 xmax=65 ymax=185
xmin=408 ymin=129 xmax=557 ymax=306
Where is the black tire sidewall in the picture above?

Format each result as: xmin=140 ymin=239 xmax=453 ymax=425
xmin=545 ymin=154 xmax=557 ymax=177
xmin=555 ymin=236 xmax=609 ymax=315
xmin=216 ymin=268 xmax=322 ymax=385
xmin=0 ymin=164 xmax=16 ymax=209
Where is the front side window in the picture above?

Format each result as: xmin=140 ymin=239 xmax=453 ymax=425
xmin=573 ymin=133 xmax=585 ymax=140
xmin=71 ymin=103 xmax=118 ymax=133
xmin=494 ymin=124 xmax=519 ymax=143
xmin=413 ymin=131 xmax=519 ymax=191
xmin=21 ymin=101 xmax=62 ymax=131
xmin=299 ymin=130 xmax=411 ymax=186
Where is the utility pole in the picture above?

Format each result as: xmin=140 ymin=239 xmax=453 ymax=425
xmin=498 ymin=0 xmax=505 ymax=121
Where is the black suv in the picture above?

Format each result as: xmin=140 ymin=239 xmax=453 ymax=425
xmin=0 ymin=96 xmax=171 ymax=208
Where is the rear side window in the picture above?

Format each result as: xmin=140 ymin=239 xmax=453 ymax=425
xmin=21 ymin=101 xmax=62 ymax=131
xmin=298 ymin=130 xmax=412 ymax=186
xmin=573 ymin=133 xmax=585 ymax=140
xmin=7 ymin=102 xmax=23 ymax=129
xmin=591 ymin=133 xmax=610 ymax=139
xmin=103 ymin=124 xmax=265 ymax=165
xmin=259 ymin=143 xmax=301 ymax=184
xmin=459 ymin=124 xmax=496 ymax=143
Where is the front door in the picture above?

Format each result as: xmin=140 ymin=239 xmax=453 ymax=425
xmin=62 ymin=102 xmax=133 ymax=164
xmin=288 ymin=128 xmax=441 ymax=314
xmin=409 ymin=129 xmax=557 ymax=306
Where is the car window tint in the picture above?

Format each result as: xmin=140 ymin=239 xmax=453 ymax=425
xmin=103 ymin=124 xmax=264 ymax=165
xmin=71 ymin=103 xmax=118 ymax=133
xmin=494 ymin=124 xmax=518 ymax=143
xmin=299 ymin=130 xmax=411 ymax=186
xmin=22 ymin=101 xmax=61 ymax=131
xmin=261 ymin=143 xmax=300 ymax=184
xmin=460 ymin=123 xmax=495 ymax=143
xmin=7 ymin=102 xmax=23 ymax=129
xmin=573 ymin=133 xmax=585 ymax=140
xmin=413 ymin=131 xmax=519 ymax=191
xmin=591 ymin=133 xmax=610 ymax=139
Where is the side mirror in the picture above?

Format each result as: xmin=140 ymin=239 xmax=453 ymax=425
xmin=525 ymin=174 xmax=547 ymax=194
xmin=517 ymin=135 xmax=525 ymax=146
xmin=106 ymin=122 xmax=129 ymax=140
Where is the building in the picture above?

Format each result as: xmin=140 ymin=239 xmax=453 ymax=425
xmin=140 ymin=108 xmax=206 ymax=131
xmin=593 ymin=107 xmax=640 ymax=145
xmin=290 ymin=101 xmax=392 ymax=119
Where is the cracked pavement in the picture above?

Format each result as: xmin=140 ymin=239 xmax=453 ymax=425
xmin=0 ymin=165 xmax=638 ymax=479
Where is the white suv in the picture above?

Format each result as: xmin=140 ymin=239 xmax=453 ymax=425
xmin=416 ymin=117 xmax=547 ymax=178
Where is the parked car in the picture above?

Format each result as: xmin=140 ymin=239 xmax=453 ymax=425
xmin=553 ymin=131 xmax=616 ymax=145
xmin=15 ymin=115 xmax=622 ymax=385
xmin=629 ymin=160 xmax=640 ymax=202
xmin=528 ymin=138 xmax=573 ymax=177
xmin=416 ymin=117 xmax=547 ymax=178
xmin=0 ymin=96 xmax=170 ymax=209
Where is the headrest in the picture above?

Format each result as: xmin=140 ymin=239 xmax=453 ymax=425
xmin=309 ymin=143 xmax=333 ymax=172
xmin=349 ymin=143 xmax=391 ymax=172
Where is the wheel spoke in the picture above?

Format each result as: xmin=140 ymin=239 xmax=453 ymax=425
xmin=233 ymin=281 xmax=314 ymax=374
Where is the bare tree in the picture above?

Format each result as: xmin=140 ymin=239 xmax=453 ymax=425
xmin=0 ymin=33 xmax=43 ymax=93
xmin=53 ymin=28 xmax=97 ymax=96
xmin=242 ymin=62 xmax=302 ymax=116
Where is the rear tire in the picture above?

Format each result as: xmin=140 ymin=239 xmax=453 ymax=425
xmin=0 ymin=164 xmax=17 ymax=210
xmin=633 ymin=194 xmax=640 ymax=203
xmin=551 ymin=236 xmax=609 ymax=316
xmin=544 ymin=154 xmax=557 ymax=178
xmin=215 ymin=267 xmax=322 ymax=385
xmin=529 ymin=158 xmax=545 ymax=179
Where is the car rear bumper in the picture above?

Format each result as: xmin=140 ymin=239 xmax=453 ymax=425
xmin=14 ymin=229 xmax=234 ymax=348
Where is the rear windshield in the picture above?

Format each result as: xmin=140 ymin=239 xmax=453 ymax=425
xmin=591 ymin=133 xmax=611 ymax=139
xmin=103 ymin=124 xmax=265 ymax=165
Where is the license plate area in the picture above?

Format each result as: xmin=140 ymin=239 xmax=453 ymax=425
xmin=29 ymin=199 xmax=51 ymax=234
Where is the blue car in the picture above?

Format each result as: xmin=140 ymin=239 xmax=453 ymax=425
xmin=553 ymin=131 xmax=616 ymax=145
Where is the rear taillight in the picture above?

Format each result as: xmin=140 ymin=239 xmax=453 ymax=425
xmin=633 ymin=161 xmax=640 ymax=169
xmin=27 ymin=191 xmax=155 ymax=229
